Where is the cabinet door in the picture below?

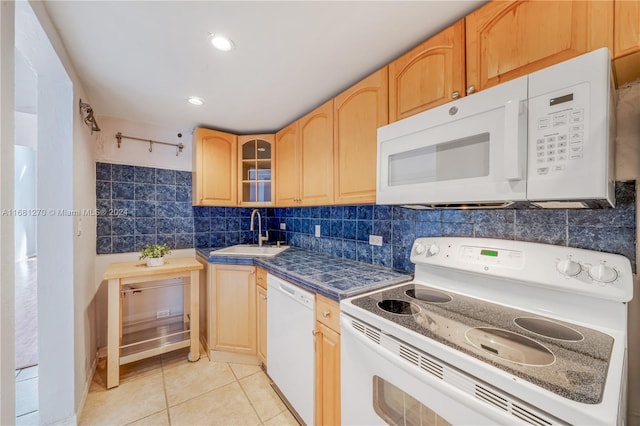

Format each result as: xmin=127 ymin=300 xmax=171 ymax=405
xmin=466 ymin=0 xmax=613 ymax=92
xmin=275 ymin=122 xmax=299 ymax=206
xmin=614 ymin=0 xmax=640 ymax=86
xmin=299 ymin=100 xmax=334 ymax=206
xmin=193 ymin=128 xmax=238 ymax=206
xmin=334 ymin=67 xmax=388 ymax=205
xmin=209 ymin=265 xmax=256 ymax=355
xmin=238 ymin=134 xmax=274 ymax=206
xmin=315 ymin=321 xmax=340 ymax=426
xmin=389 ymin=20 xmax=465 ymax=122
xmin=256 ymin=284 xmax=267 ymax=366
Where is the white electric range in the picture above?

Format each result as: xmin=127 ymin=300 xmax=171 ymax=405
xmin=340 ymin=237 xmax=633 ymax=425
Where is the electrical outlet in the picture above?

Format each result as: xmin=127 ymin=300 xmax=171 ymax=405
xmin=156 ymin=309 xmax=171 ymax=319
xmin=315 ymin=224 xmax=321 ymax=237
xmin=369 ymin=235 xmax=383 ymax=246
xmin=280 ymin=222 xmax=286 ymax=230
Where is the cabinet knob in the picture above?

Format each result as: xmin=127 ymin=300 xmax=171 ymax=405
xmin=466 ymin=85 xmax=476 ymax=95
xmin=250 ymin=270 xmax=255 ymax=275
xmin=451 ymin=91 xmax=460 ymax=99
xmin=322 ymin=311 xmax=330 ymax=318
xmin=312 ymin=330 xmax=319 ymax=336
xmin=260 ymin=295 xmax=267 ymax=300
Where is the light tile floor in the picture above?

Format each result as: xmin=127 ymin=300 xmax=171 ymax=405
xmin=80 ymin=348 xmax=299 ymax=426
xmin=15 ymin=365 xmax=39 ymax=426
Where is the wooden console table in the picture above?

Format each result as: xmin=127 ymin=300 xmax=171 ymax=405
xmin=103 ymin=257 xmax=203 ymax=388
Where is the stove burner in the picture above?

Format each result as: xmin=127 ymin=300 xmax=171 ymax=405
xmin=466 ymin=327 xmax=555 ymax=366
xmin=514 ymin=317 xmax=584 ymax=342
xmin=405 ymin=286 xmax=452 ymax=303
xmin=377 ymin=299 xmax=421 ymax=315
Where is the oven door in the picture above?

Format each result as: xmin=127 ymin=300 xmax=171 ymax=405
xmin=341 ymin=315 xmax=524 ymax=426
xmin=377 ymin=76 xmax=527 ymax=206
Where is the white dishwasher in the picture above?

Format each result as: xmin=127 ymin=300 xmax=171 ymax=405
xmin=267 ymin=273 xmax=315 ymax=425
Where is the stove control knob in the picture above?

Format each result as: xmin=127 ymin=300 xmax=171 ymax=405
xmin=556 ymin=259 xmax=581 ymax=277
xmin=414 ymin=243 xmax=426 ymax=255
xmin=426 ymin=244 xmax=440 ymax=257
xmin=589 ymin=264 xmax=618 ymax=283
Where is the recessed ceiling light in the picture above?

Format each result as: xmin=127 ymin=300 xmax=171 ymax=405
xmin=209 ymin=34 xmax=235 ymax=52
xmin=187 ymin=96 xmax=205 ymax=106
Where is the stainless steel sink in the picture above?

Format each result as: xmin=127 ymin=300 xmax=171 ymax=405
xmin=209 ymin=244 xmax=289 ymax=257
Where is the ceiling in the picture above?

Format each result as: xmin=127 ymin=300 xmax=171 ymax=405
xmin=40 ymin=1 xmax=485 ymax=134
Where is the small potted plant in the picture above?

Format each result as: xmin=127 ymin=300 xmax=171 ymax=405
xmin=139 ymin=243 xmax=171 ymax=267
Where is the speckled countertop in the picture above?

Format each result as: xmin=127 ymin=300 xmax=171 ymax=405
xmin=195 ymin=246 xmax=413 ymax=301
xmin=350 ymin=282 xmax=614 ymax=404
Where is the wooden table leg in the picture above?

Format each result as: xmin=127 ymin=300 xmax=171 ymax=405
xmin=189 ymin=270 xmax=200 ymax=362
xmin=107 ymin=278 xmax=121 ymax=388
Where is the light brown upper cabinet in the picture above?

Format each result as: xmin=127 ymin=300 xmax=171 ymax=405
xmin=466 ymin=0 xmax=613 ymax=93
xmin=192 ymin=128 xmax=237 ymax=206
xmin=334 ymin=67 xmax=388 ymax=204
xmin=275 ymin=122 xmax=299 ymax=206
xmin=388 ymin=20 xmax=466 ymax=122
xmin=613 ymin=0 xmax=640 ymax=86
xmin=300 ymin=100 xmax=334 ymax=206
xmin=238 ymin=134 xmax=275 ymax=206
xmin=276 ymin=100 xmax=334 ymax=206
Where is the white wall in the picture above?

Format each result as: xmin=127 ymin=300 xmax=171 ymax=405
xmin=95 ymin=115 xmax=193 ymax=172
xmin=15 ymin=111 xmax=37 ymax=149
xmin=0 ymin=1 xmax=16 ymax=423
xmin=14 ymin=146 xmax=37 ymax=260
xmin=15 ymin=113 xmax=38 ymax=260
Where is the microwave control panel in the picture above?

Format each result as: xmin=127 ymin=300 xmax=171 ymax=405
xmin=529 ymin=81 xmax=589 ymax=177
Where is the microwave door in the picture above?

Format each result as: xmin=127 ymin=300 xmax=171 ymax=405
xmin=377 ymin=77 xmax=528 ymax=206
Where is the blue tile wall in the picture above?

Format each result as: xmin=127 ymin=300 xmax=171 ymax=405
xmin=97 ymin=161 xmax=636 ymax=275
xmin=96 ymin=162 xmax=194 ymax=254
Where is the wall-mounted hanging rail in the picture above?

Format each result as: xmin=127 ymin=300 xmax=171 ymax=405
xmin=115 ymin=132 xmax=185 ymax=156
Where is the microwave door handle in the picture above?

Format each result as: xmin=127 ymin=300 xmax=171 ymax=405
xmin=503 ymin=99 xmax=524 ymax=180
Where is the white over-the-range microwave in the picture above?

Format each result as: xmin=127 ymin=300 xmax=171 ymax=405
xmin=377 ymin=48 xmax=616 ymax=209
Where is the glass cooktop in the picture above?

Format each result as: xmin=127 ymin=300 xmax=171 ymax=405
xmin=350 ymin=283 xmax=614 ymax=404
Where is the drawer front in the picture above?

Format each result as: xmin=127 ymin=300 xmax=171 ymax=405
xmin=316 ymin=294 xmax=340 ymax=332
xmin=256 ymin=267 xmax=267 ymax=289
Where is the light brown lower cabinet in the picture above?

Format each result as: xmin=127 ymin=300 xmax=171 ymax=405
xmin=315 ymin=295 xmax=341 ymax=425
xmin=256 ymin=268 xmax=268 ymax=366
xmin=208 ymin=264 xmax=257 ymax=360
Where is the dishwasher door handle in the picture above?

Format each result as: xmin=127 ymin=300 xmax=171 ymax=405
xmin=279 ymin=283 xmax=296 ymax=297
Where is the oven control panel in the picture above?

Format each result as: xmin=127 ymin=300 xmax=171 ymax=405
xmin=410 ymin=237 xmax=633 ymax=303
xmin=459 ymin=246 xmax=524 ymax=269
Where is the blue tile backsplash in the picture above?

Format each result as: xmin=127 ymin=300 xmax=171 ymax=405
xmin=96 ymin=162 xmax=636 ymax=273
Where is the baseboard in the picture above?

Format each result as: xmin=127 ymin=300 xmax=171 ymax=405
xmin=49 ymin=414 xmax=77 ymax=425
xmin=209 ymin=350 xmax=259 ymax=365
xmin=97 ymin=346 xmax=107 ymax=360
xmin=74 ymin=351 xmax=98 ymax=424
xmin=200 ymin=336 xmax=209 ymax=360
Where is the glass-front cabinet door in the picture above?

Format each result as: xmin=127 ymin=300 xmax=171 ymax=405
xmin=238 ymin=134 xmax=274 ymax=206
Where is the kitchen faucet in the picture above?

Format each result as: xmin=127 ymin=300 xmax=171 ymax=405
xmin=250 ymin=209 xmax=269 ymax=247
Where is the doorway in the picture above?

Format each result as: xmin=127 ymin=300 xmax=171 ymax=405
xmin=14 ymin=109 xmax=39 ymax=422
xmin=7 ymin=1 xmax=76 ymax=424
